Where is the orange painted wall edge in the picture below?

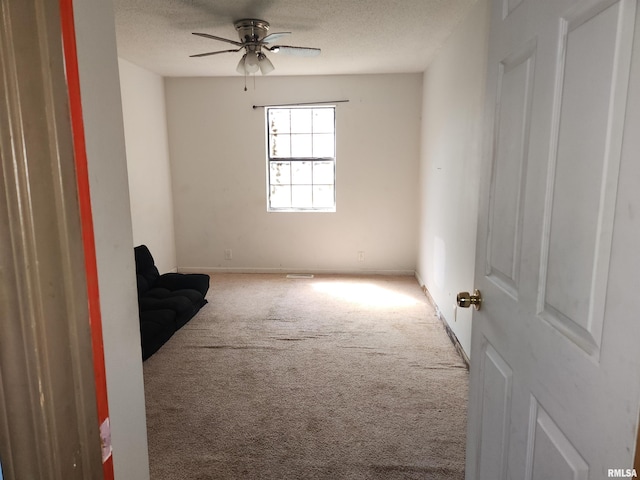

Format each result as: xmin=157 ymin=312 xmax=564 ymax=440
xmin=58 ymin=1 xmax=114 ymax=478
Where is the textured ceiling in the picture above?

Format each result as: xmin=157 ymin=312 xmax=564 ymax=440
xmin=113 ymin=0 xmax=477 ymax=77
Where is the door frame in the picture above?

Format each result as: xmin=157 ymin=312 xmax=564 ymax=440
xmin=59 ymin=0 xmax=113 ymax=476
xmin=0 ymin=0 xmax=109 ymax=478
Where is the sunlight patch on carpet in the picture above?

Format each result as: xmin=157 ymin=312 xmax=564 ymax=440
xmin=311 ymin=281 xmax=420 ymax=308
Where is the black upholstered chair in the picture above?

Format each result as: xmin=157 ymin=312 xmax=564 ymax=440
xmin=134 ymin=245 xmax=210 ymax=360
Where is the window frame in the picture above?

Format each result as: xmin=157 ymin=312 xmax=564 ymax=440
xmin=265 ymin=105 xmax=336 ymax=213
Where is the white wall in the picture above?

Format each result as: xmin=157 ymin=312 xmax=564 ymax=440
xmin=165 ymin=74 xmax=422 ymax=274
xmin=416 ymin=0 xmax=491 ymax=358
xmin=119 ymin=59 xmax=177 ymax=273
xmin=73 ymin=1 xmax=150 ymax=479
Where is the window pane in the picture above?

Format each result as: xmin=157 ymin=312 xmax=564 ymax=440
xmin=313 ymin=108 xmax=335 ymax=133
xmin=270 ymin=185 xmax=291 ymax=209
xmin=270 ymin=161 xmax=290 ymax=185
xmin=292 ymin=185 xmax=313 ymax=208
xmin=313 ymin=185 xmax=335 ymax=208
xmin=290 ymin=109 xmax=312 ymax=133
xmin=312 ymin=134 xmax=335 ymax=158
xmin=291 ymin=161 xmax=312 ymax=185
xmin=266 ymin=106 xmax=336 ymax=212
xmin=313 ymin=161 xmax=334 ymax=184
xmin=291 ymin=134 xmax=313 ymax=157
xmin=269 ymin=109 xmax=290 ymax=134
xmin=270 ymin=134 xmax=290 ymax=158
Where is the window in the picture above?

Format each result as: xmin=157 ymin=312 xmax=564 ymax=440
xmin=267 ymin=106 xmax=336 ymax=211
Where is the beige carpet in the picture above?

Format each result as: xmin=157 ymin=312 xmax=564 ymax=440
xmin=143 ymin=274 xmax=468 ymax=479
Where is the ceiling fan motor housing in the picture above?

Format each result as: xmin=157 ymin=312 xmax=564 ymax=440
xmin=235 ymin=19 xmax=270 ymax=46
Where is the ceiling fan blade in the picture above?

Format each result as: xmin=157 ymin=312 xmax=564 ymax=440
xmin=190 ymin=48 xmax=243 ymax=58
xmin=268 ymin=45 xmax=321 ymax=57
xmin=261 ymin=32 xmax=291 ymax=43
xmin=192 ymin=32 xmax=243 ymax=47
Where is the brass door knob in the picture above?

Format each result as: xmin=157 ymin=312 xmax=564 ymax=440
xmin=457 ymin=289 xmax=482 ymax=310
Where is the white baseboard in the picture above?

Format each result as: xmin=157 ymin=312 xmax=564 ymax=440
xmin=177 ymin=266 xmax=417 ymax=276
xmin=415 ymin=275 xmax=469 ymax=369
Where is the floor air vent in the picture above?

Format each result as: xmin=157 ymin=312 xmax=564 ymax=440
xmin=286 ymin=274 xmax=315 ymax=279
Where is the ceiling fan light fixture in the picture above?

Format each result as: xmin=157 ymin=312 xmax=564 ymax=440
xmin=236 ymin=54 xmax=247 ymax=74
xmin=258 ymin=53 xmax=274 ymax=74
xmin=244 ymin=51 xmax=260 ymax=73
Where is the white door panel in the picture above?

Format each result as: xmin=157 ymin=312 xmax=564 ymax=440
xmin=466 ymin=0 xmax=640 ymax=479
xmin=486 ymin=40 xmax=536 ymax=300
xmin=540 ymin=0 xmax=634 ymax=356
xmin=527 ymin=401 xmax=589 ymax=480
xmin=476 ymin=341 xmax=513 ymax=480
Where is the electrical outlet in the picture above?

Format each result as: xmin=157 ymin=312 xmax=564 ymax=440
xmin=224 ymin=249 xmax=232 ymax=260
xmin=358 ymin=251 xmax=365 ymax=262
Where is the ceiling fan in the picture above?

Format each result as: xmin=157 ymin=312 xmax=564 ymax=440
xmin=190 ymin=19 xmax=321 ymax=75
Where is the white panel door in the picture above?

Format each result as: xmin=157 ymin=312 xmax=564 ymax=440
xmin=466 ymin=0 xmax=640 ymax=478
